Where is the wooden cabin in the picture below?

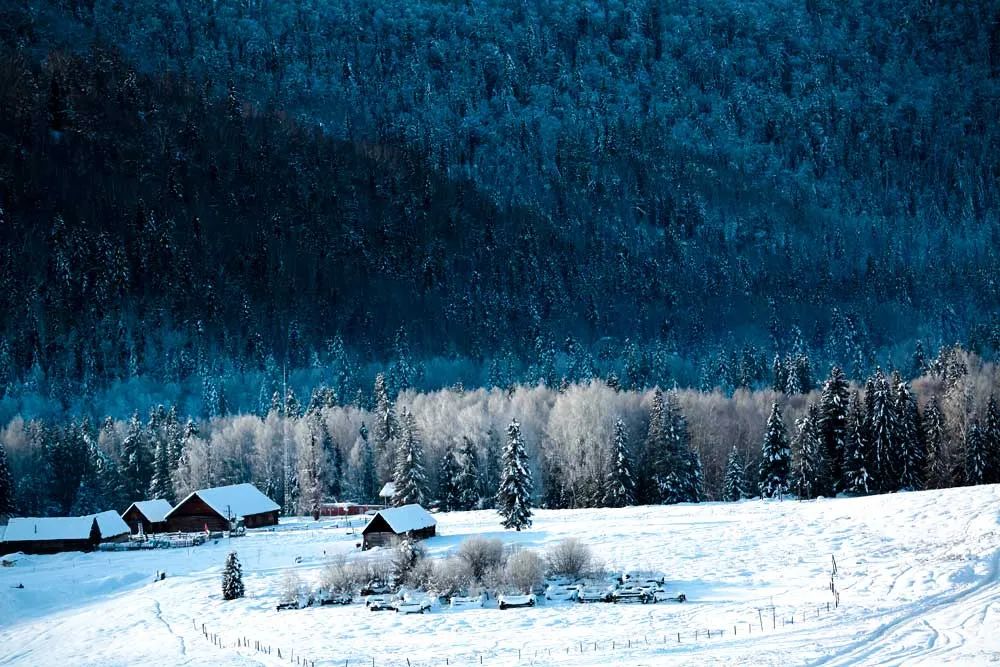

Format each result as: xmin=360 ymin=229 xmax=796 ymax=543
xmin=165 ymin=483 xmax=279 ymax=533
xmin=1 ymin=516 xmax=101 ymax=555
xmin=121 ymin=499 xmax=173 ymax=534
xmin=91 ymin=510 xmax=131 ymax=542
xmin=361 ymin=504 xmax=436 ymax=550
xmin=318 ymin=502 xmax=383 ymax=517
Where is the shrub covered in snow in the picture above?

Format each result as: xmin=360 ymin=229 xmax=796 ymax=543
xmin=545 ymin=538 xmax=592 ymax=579
xmin=500 ymin=549 xmax=545 ymax=593
xmin=279 ymin=570 xmax=306 ymax=606
xmin=457 ymin=537 xmax=505 ymax=581
xmin=429 ymin=557 xmax=475 ymax=597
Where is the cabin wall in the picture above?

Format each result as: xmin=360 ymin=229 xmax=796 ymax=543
xmin=166 ymin=495 xmax=229 ymax=532
xmin=244 ymin=511 xmax=279 ymax=528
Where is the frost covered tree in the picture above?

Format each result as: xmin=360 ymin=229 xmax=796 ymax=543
xmin=758 ymin=403 xmax=791 ymax=499
xmin=372 ymin=372 xmax=399 ymax=482
xmin=221 ymin=551 xmax=245 ymax=601
xmin=455 ymin=437 xmax=480 ymax=510
xmin=818 ymin=366 xmax=850 ymax=490
xmin=722 ymin=445 xmax=747 ymax=502
xmin=603 ymin=418 xmax=635 ymax=507
xmin=842 ymin=392 xmax=872 ymax=495
xmin=661 ymin=392 xmax=702 ymax=504
xmin=792 ymin=403 xmax=832 ymax=499
xmin=148 ymin=433 xmax=174 ymax=503
xmin=867 ymin=369 xmax=897 ymax=493
xmin=497 ymin=418 xmax=533 ymax=531
xmin=301 ymin=429 xmax=324 ymax=518
xmin=964 ymin=419 xmax=988 ymax=485
xmin=0 ymin=441 xmax=13 ymax=517
xmin=639 ymin=388 xmax=667 ymax=503
xmin=894 ymin=379 xmax=925 ymax=491
xmin=922 ymin=396 xmax=950 ymax=489
xmin=393 ymin=409 xmax=427 ymax=506
xmin=437 ymin=444 xmax=461 ymax=512
xmin=983 ymin=396 xmax=1000 ymax=484
xmin=121 ymin=412 xmax=150 ymax=502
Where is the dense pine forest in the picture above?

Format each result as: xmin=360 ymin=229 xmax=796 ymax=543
xmin=0 ymin=0 xmax=999 ymax=515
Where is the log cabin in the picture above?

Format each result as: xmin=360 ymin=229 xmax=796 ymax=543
xmin=361 ymin=504 xmax=436 ymax=550
xmin=165 ymin=483 xmax=279 ymax=532
xmin=121 ymin=499 xmax=173 ymax=535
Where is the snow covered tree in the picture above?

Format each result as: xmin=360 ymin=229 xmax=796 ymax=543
xmin=818 ymin=366 xmax=850 ymax=490
xmin=603 ymin=418 xmax=636 ymax=507
xmin=455 ymin=437 xmax=480 ymax=510
xmin=301 ymin=429 xmax=324 ymax=518
xmin=639 ymin=388 xmax=667 ymax=503
xmin=867 ymin=368 xmax=897 ymax=492
xmin=661 ymin=392 xmax=702 ymax=504
xmin=148 ymin=433 xmax=174 ymax=503
xmin=121 ymin=412 xmax=151 ymax=503
xmin=983 ymin=396 xmax=1000 ymax=484
xmin=221 ymin=551 xmax=245 ymax=601
xmin=923 ymin=396 xmax=950 ymax=489
xmin=497 ymin=418 xmax=533 ymax=530
xmin=393 ymin=409 xmax=427 ymax=506
xmin=356 ymin=422 xmax=378 ymax=502
xmin=792 ymin=403 xmax=832 ymax=499
xmin=722 ymin=445 xmax=747 ymax=501
xmin=479 ymin=428 xmax=502 ymax=510
xmin=842 ymin=392 xmax=873 ymax=495
xmin=372 ymin=372 xmax=399 ymax=482
xmin=0 ymin=441 xmax=13 ymax=517
xmin=964 ymin=419 xmax=988 ymax=485
xmin=894 ymin=379 xmax=925 ymax=491
xmin=758 ymin=403 xmax=791 ymax=498
xmin=437 ymin=444 xmax=461 ymax=512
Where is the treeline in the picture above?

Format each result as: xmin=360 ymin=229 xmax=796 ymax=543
xmin=1 ymin=0 xmax=1000 ymax=420
xmin=1 ymin=346 xmax=997 ymax=519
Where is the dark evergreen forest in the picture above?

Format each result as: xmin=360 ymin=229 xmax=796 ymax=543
xmin=1 ymin=0 xmax=999 ymax=422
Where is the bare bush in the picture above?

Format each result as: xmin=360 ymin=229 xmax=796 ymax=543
xmin=319 ymin=556 xmax=368 ymax=594
xmin=545 ymin=538 xmax=592 ymax=579
xmin=279 ymin=570 xmax=306 ymax=605
xmin=457 ymin=537 xmax=505 ymax=580
xmin=429 ymin=557 xmax=474 ymax=597
xmin=406 ymin=557 xmax=436 ymax=589
xmin=501 ymin=549 xmax=545 ymax=593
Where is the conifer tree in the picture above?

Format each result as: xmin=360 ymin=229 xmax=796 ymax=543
xmin=497 ymin=418 xmax=533 ymax=530
xmin=759 ymin=403 xmax=791 ymax=499
xmin=372 ymin=372 xmax=399 ymax=482
xmin=922 ymin=396 xmax=950 ymax=489
xmin=393 ymin=409 xmax=427 ymax=506
xmin=792 ymin=403 xmax=832 ymax=499
xmin=148 ymin=434 xmax=174 ymax=503
xmin=0 ymin=441 xmax=14 ymax=517
xmin=604 ymin=418 xmax=636 ymax=507
xmin=842 ymin=392 xmax=873 ymax=495
xmin=867 ymin=369 xmax=897 ymax=492
xmin=222 ymin=551 xmax=245 ymax=601
xmin=894 ymin=379 xmax=925 ymax=490
xmin=722 ymin=445 xmax=747 ymax=502
xmin=640 ymin=388 xmax=667 ymax=503
xmin=302 ymin=429 xmax=324 ymax=518
xmin=455 ymin=437 xmax=480 ymax=510
xmin=437 ymin=445 xmax=461 ymax=512
xmin=121 ymin=412 xmax=151 ymax=502
xmin=479 ymin=429 xmax=501 ymax=509
xmin=964 ymin=419 xmax=988 ymax=485
xmin=818 ymin=366 xmax=850 ymax=490
xmin=983 ymin=396 xmax=1000 ymax=484
xmin=540 ymin=452 xmax=569 ymax=509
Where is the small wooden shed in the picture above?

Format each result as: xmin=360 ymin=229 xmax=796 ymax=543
xmin=361 ymin=504 xmax=436 ymax=550
xmin=165 ymin=483 xmax=280 ymax=533
xmin=122 ymin=499 xmax=173 ymax=534
xmin=90 ymin=510 xmax=131 ymax=542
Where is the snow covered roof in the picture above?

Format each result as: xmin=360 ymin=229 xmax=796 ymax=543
xmin=89 ymin=510 xmax=130 ymax=539
xmin=2 ymin=516 xmax=97 ymax=543
xmin=166 ymin=483 xmax=279 ymax=521
xmin=379 ymin=482 xmax=397 ymax=498
xmin=364 ymin=504 xmax=436 ymax=534
xmin=123 ymin=499 xmax=173 ymax=523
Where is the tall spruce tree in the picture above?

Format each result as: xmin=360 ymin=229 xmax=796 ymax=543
xmin=759 ymin=403 xmax=792 ymax=499
xmin=0 ymin=441 xmax=14 ymax=517
xmin=148 ymin=434 xmax=174 ymax=503
xmin=604 ymin=418 xmax=636 ymax=507
xmin=662 ymin=392 xmax=702 ymax=503
xmin=818 ymin=366 xmax=850 ymax=491
xmin=722 ymin=445 xmax=747 ymax=501
xmin=121 ymin=412 xmax=151 ymax=503
xmin=372 ymin=372 xmax=399 ymax=483
xmin=983 ymin=396 xmax=1000 ymax=484
xmin=221 ymin=551 xmax=245 ymax=601
xmin=393 ymin=409 xmax=427 ymax=506
xmin=640 ymin=388 xmax=667 ymax=503
xmin=497 ymin=418 xmax=533 ymax=530
xmin=867 ymin=369 xmax=897 ymax=492
xmin=437 ymin=445 xmax=461 ymax=512
xmin=894 ymin=379 xmax=926 ymax=491
xmin=923 ymin=396 xmax=950 ymax=489
xmin=964 ymin=419 xmax=988 ymax=485
xmin=455 ymin=436 xmax=480 ymax=510
xmin=792 ymin=403 xmax=833 ymax=499
xmin=842 ymin=392 xmax=873 ymax=495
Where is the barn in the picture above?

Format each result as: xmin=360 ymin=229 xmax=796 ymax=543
xmin=318 ymin=502 xmax=382 ymax=517
xmin=361 ymin=504 xmax=436 ymax=550
xmin=121 ymin=499 xmax=173 ymax=535
xmin=90 ymin=510 xmax=131 ymax=542
xmin=165 ymin=483 xmax=280 ymax=533
xmin=0 ymin=516 xmax=101 ymax=555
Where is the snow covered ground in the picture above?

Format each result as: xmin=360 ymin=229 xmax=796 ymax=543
xmin=1 ymin=486 xmax=998 ymax=666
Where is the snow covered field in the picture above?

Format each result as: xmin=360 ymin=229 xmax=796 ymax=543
xmin=1 ymin=486 xmax=998 ymax=666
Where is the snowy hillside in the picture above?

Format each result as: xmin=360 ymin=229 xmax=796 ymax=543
xmin=1 ymin=486 xmax=998 ymax=666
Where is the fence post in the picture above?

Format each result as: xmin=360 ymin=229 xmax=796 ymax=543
xmin=677 ymin=633 xmax=680 ymax=643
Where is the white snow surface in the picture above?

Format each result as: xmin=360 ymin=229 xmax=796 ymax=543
xmin=167 ymin=483 xmax=279 ymax=521
xmin=380 ymin=482 xmax=397 ymax=498
xmin=1 ymin=516 xmax=96 ymax=542
xmin=367 ymin=504 xmax=436 ymax=533
xmin=1 ymin=486 xmax=999 ymax=666
xmin=90 ymin=510 xmax=131 ymax=540
xmin=124 ymin=499 xmax=174 ymax=524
